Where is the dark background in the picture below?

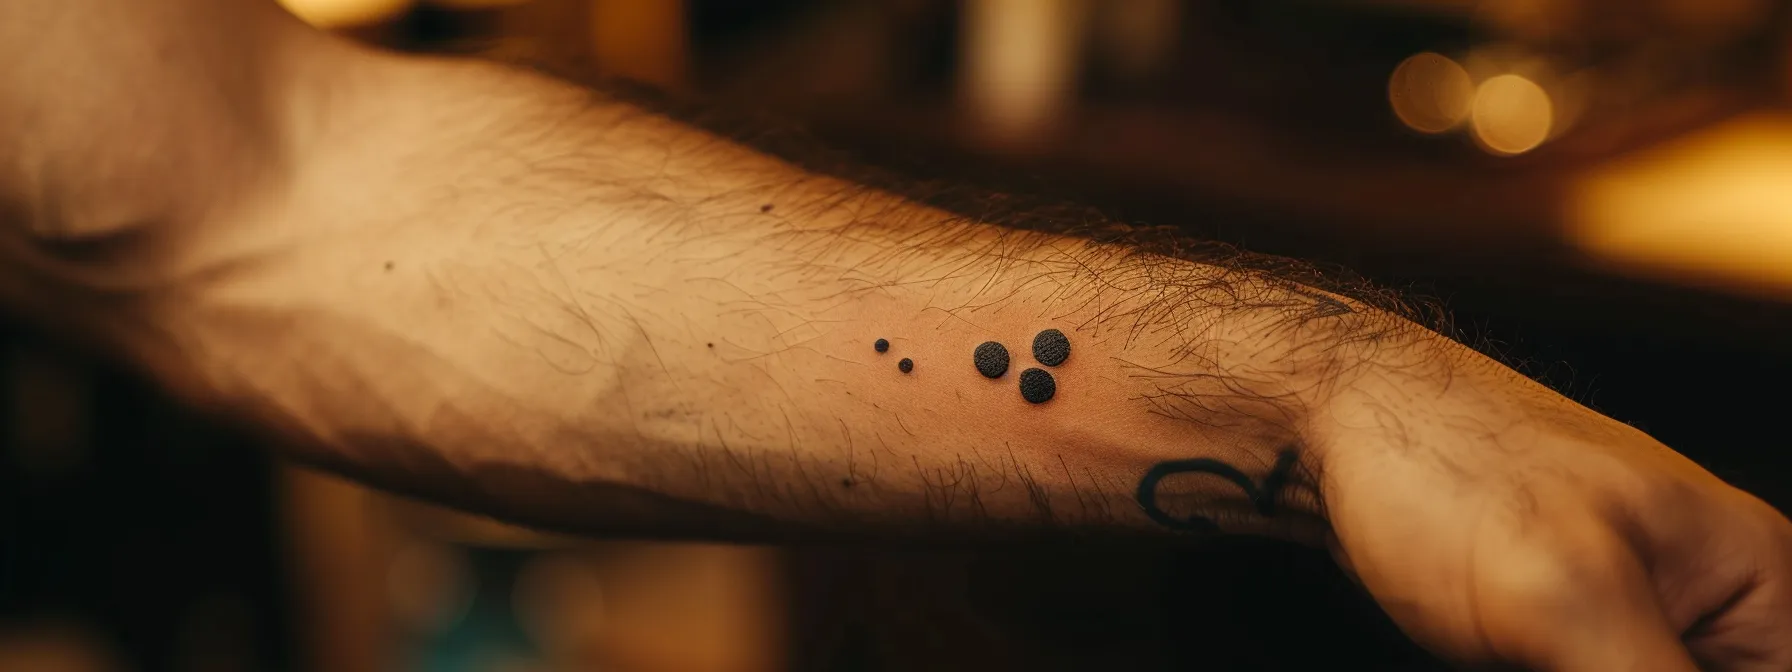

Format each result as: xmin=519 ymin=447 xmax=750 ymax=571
xmin=4 ymin=1 xmax=1790 ymax=670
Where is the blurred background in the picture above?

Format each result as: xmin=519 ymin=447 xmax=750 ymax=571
xmin=6 ymin=0 xmax=1792 ymax=669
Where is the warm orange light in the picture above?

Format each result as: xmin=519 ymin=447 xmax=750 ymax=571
xmin=1388 ymin=52 xmax=1474 ymax=134
xmin=960 ymin=0 xmax=1084 ymax=146
xmin=1471 ymin=74 xmax=1552 ymax=155
xmin=590 ymin=0 xmax=688 ymax=88
xmin=426 ymin=0 xmax=530 ymax=7
xmin=278 ymin=0 xmax=414 ymax=28
xmin=1569 ymin=114 xmax=1792 ymax=298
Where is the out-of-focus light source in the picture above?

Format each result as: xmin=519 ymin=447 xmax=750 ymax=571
xmin=1471 ymin=74 xmax=1552 ymax=155
xmin=278 ymin=0 xmax=413 ymax=28
xmin=424 ymin=0 xmax=530 ymax=7
xmin=1388 ymin=52 xmax=1474 ymax=134
xmin=960 ymin=0 xmax=1085 ymax=147
xmin=1569 ymin=114 xmax=1792 ymax=298
xmin=590 ymin=0 xmax=688 ymax=89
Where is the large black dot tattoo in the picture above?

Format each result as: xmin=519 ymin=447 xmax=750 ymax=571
xmin=899 ymin=358 xmax=914 ymax=373
xmin=1032 ymin=329 xmax=1070 ymax=366
xmin=874 ymin=338 xmax=890 ymax=353
xmin=973 ymin=341 xmax=1010 ymax=379
xmin=1018 ymin=368 xmax=1056 ymax=404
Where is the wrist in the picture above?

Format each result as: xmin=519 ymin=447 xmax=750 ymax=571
xmin=1306 ymin=322 xmax=1570 ymax=505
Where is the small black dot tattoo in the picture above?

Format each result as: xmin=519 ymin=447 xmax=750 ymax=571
xmin=898 ymin=358 xmax=914 ymax=373
xmin=1018 ymin=368 xmax=1056 ymax=404
xmin=973 ymin=341 xmax=1010 ymax=379
xmin=840 ymin=478 xmax=854 ymax=488
xmin=1032 ymin=329 xmax=1070 ymax=366
xmin=760 ymin=203 xmax=774 ymax=213
xmin=874 ymin=338 xmax=890 ymax=353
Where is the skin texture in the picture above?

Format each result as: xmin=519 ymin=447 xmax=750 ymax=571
xmin=3 ymin=2 xmax=1792 ymax=670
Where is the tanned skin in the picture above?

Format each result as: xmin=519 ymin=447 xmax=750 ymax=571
xmin=3 ymin=2 xmax=1791 ymax=670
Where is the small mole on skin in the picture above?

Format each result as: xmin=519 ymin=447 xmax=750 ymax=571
xmin=874 ymin=338 xmax=890 ymax=353
xmin=1019 ymin=368 xmax=1056 ymax=404
xmin=760 ymin=204 xmax=774 ymax=213
xmin=973 ymin=341 xmax=1010 ymax=379
xmin=898 ymin=358 xmax=914 ymax=373
xmin=1033 ymin=329 xmax=1070 ymax=366
xmin=383 ymin=261 xmax=395 ymax=271
xmin=706 ymin=343 xmax=714 ymax=348
xmin=840 ymin=478 xmax=854 ymax=488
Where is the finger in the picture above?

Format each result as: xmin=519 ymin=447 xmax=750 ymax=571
xmin=1684 ymin=504 xmax=1792 ymax=671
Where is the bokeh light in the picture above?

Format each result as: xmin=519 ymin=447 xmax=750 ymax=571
xmin=960 ymin=0 xmax=1084 ymax=145
xmin=1471 ymin=74 xmax=1552 ymax=155
xmin=278 ymin=0 xmax=414 ymax=28
xmin=1388 ymin=52 xmax=1474 ymax=134
xmin=426 ymin=0 xmax=531 ymax=7
xmin=1570 ymin=114 xmax=1792 ymax=297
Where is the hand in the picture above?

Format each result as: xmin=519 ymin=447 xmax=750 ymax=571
xmin=1322 ymin=352 xmax=1792 ymax=670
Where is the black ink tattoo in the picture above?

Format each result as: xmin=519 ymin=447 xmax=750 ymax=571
xmin=1134 ymin=449 xmax=1298 ymax=533
xmin=874 ymin=338 xmax=889 ymax=353
xmin=1032 ymin=329 xmax=1070 ymax=366
xmin=1018 ymin=368 xmax=1056 ymax=403
xmin=973 ymin=341 xmax=1010 ymax=379
xmin=898 ymin=358 xmax=914 ymax=373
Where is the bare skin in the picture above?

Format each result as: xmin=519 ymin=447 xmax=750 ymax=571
xmin=3 ymin=2 xmax=1790 ymax=670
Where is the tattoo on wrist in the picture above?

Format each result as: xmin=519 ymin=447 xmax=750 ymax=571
xmin=872 ymin=328 xmax=1303 ymax=532
xmin=1134 ymin=449 xmax=1299 ymax=533
xmin=880 ymin=329 xmax=1073 ymax=404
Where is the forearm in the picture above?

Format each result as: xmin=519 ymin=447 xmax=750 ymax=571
xmin=123 ymin=46 xmax=1455 ymax=542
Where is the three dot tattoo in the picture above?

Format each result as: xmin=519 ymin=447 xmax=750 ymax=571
xmin=876 ymin=329 xmax=1071 ymax=404
xmin=869 ymin=329 xmax=1294 ymax=533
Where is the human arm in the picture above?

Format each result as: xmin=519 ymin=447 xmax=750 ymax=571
xmin=4 ymin=3 xmax=1792 ymax=669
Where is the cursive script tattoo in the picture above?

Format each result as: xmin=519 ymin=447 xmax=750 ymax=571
xmin=1135 ymin=449 xmax=1299 ymax=533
